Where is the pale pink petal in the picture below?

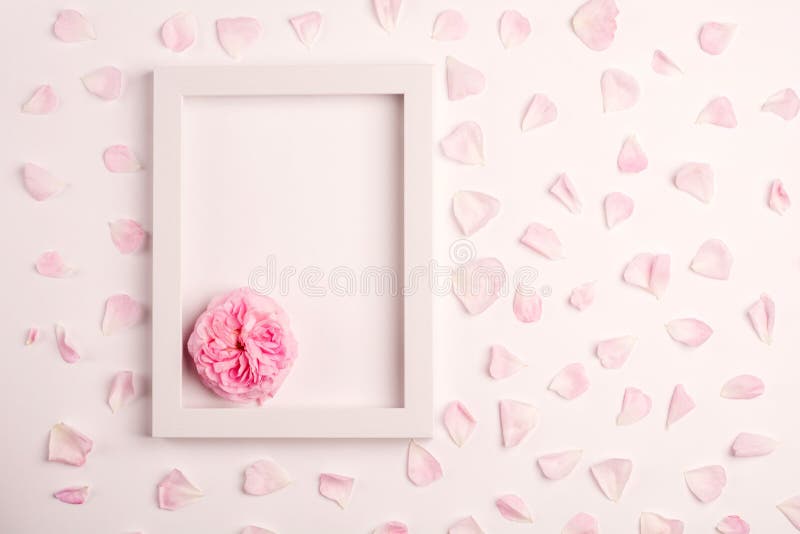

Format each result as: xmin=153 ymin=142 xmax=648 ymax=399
xmin=244 ymin=459 xmax=291 ymax=495
xmin=22 ymin=162 xmax=67 ymax=201
xmin=778 ymin=496 xmax=800 ymax=530
xmin=513 ymin=285 xmax=542 ymax=323
xmin=53 ymin=10 xmax=96 ymax=42
xmin=604 ymin=192 xmax=634 ymax=228
xmin=489 ymin=345 xmax=526 ymax=379
xmin=242 ymin=527 xmax=276 ymax=534
xmin=617 ymin=387 xmax=652 ymax=425
xmin=449 ymin=516 xmax=485 ymax=534
xmin=697 ymin=97 xmax=737 ymax=128
xmin=82 ymin=66 xmax=122 ymax=101
xmin=691 ymin=239 xmax=733 ymax=280
xmin=665 ymin=318 xmax=713 ymax=347
xmin=452 ymin=257 xmax=505 ymax=315
xmin=25 ymin=327 xmax=39 ymax=345
xmin=596 ymin=336 xmax=636 ymax=369
xmin=522 ymin=94 xmax=558 ymax=131
xmin=22 ymin=85 xmax=59 ymax=114
xmin=674 ymin=162 xmax=714 ymax=203
xmin=102 ymin=294 xmax=144 ymax=335
xmin=319 ymin=473 xmax=354 ymax=507
xmin=651 ymin=254 xmax=671 ymax=299
xmin=563 ymin=512 xmax=599 ymax=534
xmin=549 ymin=363 xmax=589 ymax=400
xmin=373 ymin=521 xmax=408 ymax=534
xmin=569 ymin=282 xmax=595 ymax=311
xmin=617 ymin=136 xmax=648 ymax=173
xmin=108 ymin=371 xmax=135 ymax=413
xmin=715 ymin=516 xmax=749 ymax=534
xmin=109 ymin=219 xmax=147 ymax=254
xmin=572 ymin=0 xmax=618 ymax=51
xmin=161 ymin=12 xmax=196 ymax=53
xmin=667 ymin=385 xmax=695 ymax=428
xmin=499 ymin=10 xmax=531 ymax=49
xmin=520 ymin=223 xmax=563 ymax=259
xmin=373 ymin=0 xmax=402 ymax=32
xmin=446 ymin=57 xmax=485 ymax=101
xmin=601 ymin=69 xmax=640 ymax=112
xmin=48 ymin=422 xmax=93 ymax=466
xmin=216 ymin=17 xmax=262 ymax=60
xmin=652 ymin=50 xmax=682 ymax=76
xmin=290 ymin=12 xmax=322 ymax=48
xmin=768 ymin=180 xmax=791 ymax=214
xmin=496 ymin=494 xmax=533 ymax=523
xmin=537 ymin=450 xmax=582 ymax=480
xmin=699 ymin=22 xmax=736 ymax=55
xmin=452 ymin=191 xmax=500 ymax=236
xmin=685 ymin=465 xmax=726 ymax=503
xmin=623 ymin=253 xmax=670 ymax=298
xmin=54 ymin=324 xmax=80 ymax=363
xmin=432 ymin=10 xmax=467 ymax=41
xmin=747 ymin=294 xmax=775 ymax=344
xmin=499 ymin=399 xmax=539 ymax=447
xmin=54 ymin=486 xmax=88 ymax=505
xmin=640 ymin=512 xmax=685 ymax=534
xmin=35 ymin=250 xmax=73 ymax=278
xmin=103 ymin=145 xmax=142 ymax=172
xmin=721 ymin=375 xmax=765 ymax=400
xmin=730 ymin=432 xmax=777 ymax=457
xmin=441 ymin=122 xmax=484 ymax=165
xmin=549 ymin=173 xmax=581 ymax=213
xmin=443 ymin=401 xmax=476 ymax=447
xmin=591 ymin=458 xmax=632 ymax=501
xmin=762 ymin=88 xmax=800 ymax=120
xmin=407 ymin=441 xmax=443 ymax=486
xmin=158 ymin=468 xmax=203 ymax=510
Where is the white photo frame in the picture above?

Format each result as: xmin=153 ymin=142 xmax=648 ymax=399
xmin=152 ymin=65 xmax=433 ymax=438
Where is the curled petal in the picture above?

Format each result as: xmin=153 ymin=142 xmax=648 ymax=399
xmin=158 ymin=469 xmax=203 ymax=510
xmin=22 ymin=85 xmax=58 ymax=114
xmin=747 ymin=294 xmax=775 ymax=344
xmin=549 ymin=363 xmax=589 ymax=400
xmin=604 ymin=192 xmax=634 ymax=228
xmin=721 ymin=375 xmax=765 ymax=400
xmin=161 ymin=12 xmax=196 ymax=52
xmin=640 ymin=512 xmax=684 ymax=534
xmin=242 ymin=527 xmax=276 ymax=534
xmin=667 ymin=385 xmax=695 ymax=428
xmin=778 ymin=496 xmax=800 ymax=530
xmin=768 ymin=180 xmax=790 ymax=214
xmin=443 ymin=401 xmax=477 ymax=447
xmin=243 ymin=459 xmax=291 ymax=495
xmin=499 ymin=10 xmax=531 ymax=49
xmin=26 ymin=327 xmax=39 ymax=345
xmin=730 ymin=432 xmax=777 ymax=457
xmin=53 ymin=10 xmax=96 ymax=42
xmin=35 ymin=250 xmax=73 ymax=278
xmin=216 ymin=17 xmax=262 ymax=60
xmin=489 ymin=345 xmax=526 ymax=379
xmin=452 ymin=191 xmax=499 ymax=236
xmin=691 ymin=239 xmax=733 ymax=280
xmin=103 ymin=144 xmax=142 ymax=172
xmin=596 ymin=336 xmax=636 ymax=369
xmin=108 ymin=371 xmax=135 ymax=413
xmin=652 ymin=50 xmax=682 ymax=76
xmin=623 ymin=253 xmax=670 ymax=298
xmin=520 ymin=223 xmax=563 ymax=259
xmin=538 ymin=450 xmax=582 ymax=480
xmin=23 ymin=162 xmax=67 ymax=201
xmin=522 ymin=94 xmax=558 ymax=131
xmin=109 ymin=219 xmax=147 ymax=254
xmin=373 ymin=0 xmax=402 ymax=32
xmin=446 ymin=57 xmax=485 ymax=101
xmin=665 ymin=318 xmax=713 ymax=347
xmin=513 ymin=285 xmax=542 ymax=323
xmin=373 ymin=522 xmax=408 ymax=534
xmin=617 ymin=136 xmax=648 ymax=173
xmin=590 ymin=458 xmax=632 ymax=501
xmin=102 ymin=294 xmax=144 ymax=335
xmin=699 ymin=22 xmax=736 ymax=55
xmin=449 ymin=516 xmax=484 ymax=534
xmin=674 ymin=162 xmax=714 ymax=203
xmin=617 ymin=387 xmax=652 ymax=425
xmin=569 ymin=282 xmax=595 ymax=311
xmin=82 ymin=66 xmax=123 ymax=101
xmin=48 ymin=422 xmax=93 ymax=466
xmin=572 ymin=0 xmax=618 ymax=51
xmin=762 ymin=88 xmax=800 ymax=120
xmin=601 ymin=69 xmax=640 ymax=112
xmin=432 ymin=10 xmax=468 ymax=41
xmin=407 ymin=441 xmax=443 ymax=486
xmin=54 ymin=324 xmax=80 ymax=363
xmin=496 ymin=494 xmax=533 ymax=523
xmin=549 ymin=173 xmax=581 ymax=213
xmin=452 ymin=257 xmax=506 ymax=315
xmin=54 ymin=486 xmax=89 ymax=505
xmin=319 ymin=473 xmax=354 ymax=507
xmin=563 ymin=512 xmax=599 ymax=534
xmin=685 ymin=465 xmax=726 ymax=503
xmin=499 ymin=399 xmax=538 ymax=447
xmin=697 ymin=97 xmax=737 ymax=128
xmin=441 ymin=122 xmax=484 ymax=165
xmin=290 ymin=12 xmax=322 ymax=48
xmin=716 ymin=516 xmax=750 ymax=534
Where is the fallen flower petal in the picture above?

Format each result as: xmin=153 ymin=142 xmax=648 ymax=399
xmin=617 ymin=136 xmax=648 ymax=173
xmin=216 ymin=17 xmax=262 ymax=60
xmin=768 ymin=180 xmax=790 ymax=214
xmin=522 ymin=94 xmax=558 ymax=131
xmin=54 ymin=486 xmax=89 ymax=504
xmin=778 ymin=496 xmax=800 ymax=530
xmin=35 ymin=250 xmax=73 ymax=278
xmin=520 ymin=223 xmax=563 ymax=259
xmin=452 ymin=257 xmax=506 ymax=315
xmin=446 ymin=57 xmax=485 ymax=101
xmin=762 ymin=88 xmax=800 ymax=120
xmin=103 ymin=145 xmax=142 ymax=172
xmin=563 ymin=512 xmax=599 ymax=534
xmin=158 ymin=469 xmax=203 ymax=510
xmin=243 ymin=459 xmax=291 ymax=495
xmin=161 ymin=12 xmax=196 ymax=52
xmin=319 ymin=473 xmax=355 ymax=507
xmin=665 ymin=318 xmax=713 ymax=347
xmin=443 ymin=401 xmax=477 ymax=447
xmin=109 ymin=219 xmax=147 ymax=254
xmin=22 ymin=162 xmax=67 ymax=201
xmin=623 ymin=253 xmax=670 ymax=298
xmin=685 ymin=465 xmax=726 ymax=503
xmin=48 ymin=422 xmax=93 ymax=466
xmin=549 ymin=363 xmax=589 ymax=400
xmin=572 ymin=0 xmax=618 ymax=51
xmin=640 ymin=512 xmax=684 ymax=534
xmin=449 ymin=516 xmax=484 ymax=534
xmin=596 ymin=336 xmax=636 ymax=369
xmin=53 ymin=9 xmax=96 ymax=42
xmin=604 ymin=192 xmax=634 ymax=228
xmin=407 ymin=441 xmax=442 ymax=486
xmin=499 ymin=399 xmax=538 ymax=447
xmin=54 ymin=324 xmax=80 ymax=363
xmin=499 ymin=10 xmax=530 ymax=49
xmin=496 ymin=494 xmax=533 ymax=523
xmin=538 ymin=450 xmax=582 ymax=480
xmin=22 ymin=85 xmax=58 ymax=114
xmin=26 ymin=327 xmax=39 ymax=345
xmin=549 ymin=173 xmax=581 ymax=213
xmin=601 ymin=69 xmax=640 ymax=112
xmin=432 ymin=10 xmax=467 ymax=41
xmin=489 ymin=345 xmax=526 ymax=379
xmin=591 ymin=458 xmax=632 ymax=501
xmin=242 ymin=527 xmax=276 ymax=534
xmin=617 ymin=387 xmax=652 ymax=425
xmin=699 ymin=22 xmax=736 ymax=55
xmin=747 ymin=294 xmax=775 ymax=344
xmin=108 ymin=371 xmax=134 ymax=413
xmin=652 ymin=50 xmax=682 ymax=76
xmin=721 ymin=375 xmax=765 ymax=399
xmin=569 ymin=282 xmax=595 ymax=311
xmin=674 ymin=162 xmax=714 ymax=203
xmin=513 ymin=285 xmax=542 ymax=323
xmin=373 ymin=0 xmax=402 ymax=32
xmin=102 ymin=294 xmax=144 ymax=335
xmin=373 ymin=521 xmax=408 ymax=534
xmin=697 ymin=97 xmax=737 ymax=128
xmin=731 ymin=432 xmax=777 ymax=457
xmin=667 ymin=385 xmax=695 ymax=428
xmin=690 ymin=239 xmax=733 ymax=280
xmin=441 ymin=122 xmax=484 ymax=165
xmin=452 ymin=191 xmax=500 ymax=236
xmin=82 ymin=66 xmax=123 ymax=101
xmin=290 ymin=12 xmax=322 ymax=48
xmin=716 ymin=515 xmax=750 ymax=534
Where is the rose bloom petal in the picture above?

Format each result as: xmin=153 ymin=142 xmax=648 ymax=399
xmin=82 ymin=66 xmax=123 ymax=101
xmin=523 ymin=94 xmax=558 ymax=131
xmin=549 ymin=363 xmax=589 ymax=399
xmin=26 ymin=326 xmax=39 ymax=345
xmin=496 ymin=494 xmax=533 ymax=523
xmin=572 ymin=0 xmax=618 ymax=51
xmin=604 ymin=192 xmax=634 ymax=229
xmin=640 ymin=512 xmax=684 ymax=534
xmin=499 ymin=10 xmax=530 ymax=49
xmin=697 ymin=96 xmax=737 ymax=128
xmin=23 ymin=162 xmax=67 ymax=201
xmin=216 ymin=17 xmax=262 ymax=60
xmin=499 ymin=399 xmax=538 ymax=447
xmin=747 ymin=294 xmax=775 ymax=344
xmin=441 ymin=121 xmax=484 ymax=165
xmin=22 ymin=85 xmax=59 ymax=114
xmin=717 ymin=515 xmax=750 ymax=534
xmin=690 ymin=239 xmax=733 ymax=280
xmin=407 ymin=441 xmax=442 ymax=486
xmin=373 ymin=521 xmax=408 ymax=534
xmin=102 ymin=294 xmax=144 ymax=335
xmin=618 ymin=136 xmax=648 ymax=173
xmin=373 ymin=0 xmax=402 ymax=32
xmin=591 ymin=458 xmax=632 ymax=501
xmin=768 ymin=180 xmax=790 ymax=214
xmin=158 ymin=468 xmax=203 ymax=510
xmin=624 ymin=253 xmax=670 ymax=298
xmin=103 ymin=145 xmax=142 ymax=172
xmin=432 ymin=10 xmax=468 ymax=41
xmin=54 ymin=323 xmax=80 ymax=363
xmin=35 ymin=250 xmax=73 ymax=278
xmin=513 ymin=285 xmax=542 ymax=323
xmin=569 ymin=281 xmax=595 ymax=311
xmin=778 ymin=495 xmax=800 ymax=530
xmin=601 ymin=69 xmax=639 ymax=112
xmin=674 ymin=162 xmax=714 ymax=203
xmin=53 ymin=9 xmax=96 ymax=42
xmin=596 ymin=336 xmax=636 ymax=369
xmin=452 ymin=190 xmax=499 ymax=236
xmin=762 ymin=88 xmax=800 ymax=120
xmin=108 ymin=370 xmax=135 ymax=413
xmin=449 ymin=516 xmax=484 ymax=534
xmin=721 ymin=375 xmax=765 ymax=400
xmin=161 ymin=12 xmax=196 ymax=52
xmin=652 ymin=50 xmax=682 ymax=76
xmin=443 ymin=401 xmax=476 ymax=447
xmin=54 ymin=486 xmax=89 ymax=505
xmin=290 ymin=11 xmax=322 ymax=48
xmin=549 ymin=173 xmax=581 ymax=213
xmin=243 ymin=459 xmax=291 ymax=495
xmin=452 ymin=257 xmax=506 ymax=315
xmin=665 ymin=318 xmax=713 ymax=347
xmin=563 ymin=512 xmax=599 ymax=534
xmin=48 ymin=422 xmax=93 ymax=466
xmin=537 ymin=449 xmax=582 ymax=480
xmin=685 ymin=465 xmax=726 ymax=503
xmin=446 ymin=56 xmax=485 ymax=101
xmin=489 ymin=345 xmax=526 ymax=379
xmin=730 ymin=432 xmax=777 ymax=458
xmin=616 ymin=387 xmax=652 ymax=425
xmin=520 ymin=222 xmax=564 ymax=259
xmin=109 ymin=219 xmax=147 ymax=254
xmin=667 ymin=384 xmax=695 ymax=428
xmin=319 ymin=473 xmax=354 ymax=507
xmin=699 ymin=22 xmax=736 ymax=55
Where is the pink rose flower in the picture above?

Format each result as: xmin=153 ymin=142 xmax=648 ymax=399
xmin=187 ymin=287 xmax=298 ymax=404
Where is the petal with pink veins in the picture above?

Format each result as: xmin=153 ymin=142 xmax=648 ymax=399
xmin=522 ymin=94 xmax=558 ymax=131
xmin=731 ymin=433 xmax=777 ymax=457
xmin=22 ymin=85 xmax=58 ymax=114
xmin=319 ymin=473 xmax=354 ymax=507
xmin=513 ymin=285 xmax=542 ymax=323
xmin=53 ymin=10 xmax=96 ymax=42
xmin=520 ymin=223 xmax=563 ymax=259
xmin=373 ymin=522 xmax=408 ymax=534
xmin=499 ymin=10 xmax=531 ymax=49
xmin=716 ymin=515 xmax=750 ymax=534
xmin=243 ymin=459 xmax=291 ymax=495
xmin=747 ymin=294 xmax=775 ymax=344
xmin=596 ymin=336 xmax=636 ymax=369
xmin=161 ymin=12 xmax=196 ymax=52
xmin=617 ymin=136 xmax=648 ymax=173
xmin=563 ymin=512 xmax=599 ymax=534
xmin=22 ymin=162 xmax=67 ymax=201
xmin=623 ymin=253 xmax=670 ymax=298
xmin=452 ymin=257 xmax=505 ymax=315
xmin=103 ymin=144 xmax=142 ymax=172
xmin=452 ymin=191 xmax=499 ymax=236
xmin=768 ymin=180 xmax=790 ymax=214
xmin=35 ymin=250 xmax=73 ymax=278
xmin=601 ymin=69 xmax=639 ymax=112
xmin=48 ymin=422 xmax=93 ymax=466
xmin=778 ymin=496 xmax=800 ymax=530
xmin=652 ymin=50 xmax=682 ymax=76
xmin=290 ymin=12 xmax=322 ymax=48
xmin=443 ymin=401 xmax=476 ymax=447
xmin=604 ymin=192 xmax=634 ymax=228
xmin=538 ymin=450 xmax=582 ymax=480
xmin=158 ymin=469 xmax=203 ymax=510
xmin=432 ymin=10 xmax=467 ymax=41
xmin=667 ymin=385 xmax=695 ymax=428
xmin=446 ymin=57 xmax=485 ymax=101
xmin=762 ymin=89 xmax=800 ymax=120
xmin=690 ymin=239 xmax=733 ymax=280
xmin=496 ymin=494 xmax=533 ymax=523
xmin=441 ymin=122 xmax=484 ymax=165
xmin=449 ymin=516 xmax=484 ymax=534
xmin=102 ymin=294 xmax=144 ymax=335
xmin=489 ymin=345 xmax=526 ymax=379
xmin=697 ymin=97 xmax=737 ymax=128
xmin=373 ymin=0 xmax=402 ymax=33
xmin=216 ymin=17 xmax=262 ymax=60
xmin=499 ymin=399 xmax=539 ymax=447
xmin=572 ymin=0 xmax=618 ymax=51
xmin=407 ymin=441 xmax=442 ymax=487
xmin=617 ymin=387 xmax=652 ymax=425
xmin=549 ymin=363 xmax=589 ymax=400
xmin=685 ymin=465 xmax=726 ymax=503
xmin=640 ymin=512 xmax=684 ymax=534
xmin=569 ymin=282 xmax=595 ymax=311
xmin=721 ymin=375 xmax=765 ymax=400
xmin=26 ymin=327 xmax=39 ymax=345
xmin=549 ymin=173 xmax=581 ymax=213
xmin=591 ymin=458 xmax=632 ymax=501
xmin=109 ymin=219 xmax=147 ymax=254
xmin=82 ymin=66 xmax=122 ymax=101
xmin=108 ymin=371 xmax=134 ymax=413
xmin=699 ymin=22 xmax=736 ymax=55
xmin=54 ymin=324 xmax=80 ymax=363
xmin=674 ymin=162 xmax=714 ymax=203
xmin=665 ymin=318 xmax=713 ymax=347
xmin=54 ymin=486 xmax=89 ymax=504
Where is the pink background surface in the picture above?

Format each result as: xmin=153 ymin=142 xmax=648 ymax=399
xmin=2 ymin=0 xmax=799 ymax=532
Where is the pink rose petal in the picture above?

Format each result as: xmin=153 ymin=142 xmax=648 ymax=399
xmin=762 ymin=88 xmax=800 ymax=120
xmin=48 ymin=422 xmax=93 ymax=466
xmin=373 ymin=522 xmax=408 ymax=534
xmin=407 ymin=441 xmax=443 ymax=487
xmin=373 ymin=0 xmax=402 ymax=33
xmin=54 ymin=486 xmax=89 ymax=505
xmin=623 ymin=253 xmax=670 ymax=298
xmin=489 ymin=345 xmax=526 ymax=379
xmin=721 ymin=375 xmax=765 ymax=400
xmin=216 ymin=17 xmax=262 ymax=60
xmin=53 ymin=10 xmax=96 ymax=42
xmin=697 ymin=96 xmax=737 ymax=128
xmin=640 ymin=512 xmax=684 ymax=534
xmin=443 ymin=401 xmax=477 ymax=447
xmin=452 ymin=191 xmax=500 ymax=236
xmin=35 ymin=250 xmax=73 ymax=278
xmin=432 ymin=10 xmax=468 ymax=41
xmin=591 ymin=458 xmax=632 ymax=501
xmin=522 ymin=94 xmax=558 ymax=131
xmin=674 ymin=162 xmax=714 ymax=203
xmin=601 ymin=69 xmax=640 ymax=112
xmin=26 ymin=326 xmax=39 ymax=345
xmin=666 ymin=384 xmax=695 ymax=428
xmin=549 ymin=363 xmax=589 ymax=400
xmin=691 ymin=239 xmax=733 ymax=280
xmin=768 ymin=180 xmax=790 ymax=214
xmin=319 ymin=473 xmax=354 ymax=507
xmin=499 ymin=399 xmax=539 ymax=447
xmin=520 ymin=223 xmax=564 ymax=259
xmin=109 ymin=219 xmax=147 ymax=254
xmin=572 ymin=0 xmax=618 ymax=51
xmin=243 ymin=459 xmax=291 ymax=495
xmin=596 ymin=336 xmax=637 ymax=369
xmin=563 ymin=512 xmax=599 ymax=534
xmin=242 ymin=527 xmax=276 ymax=534
xmin=441 ymin=121 xmax=484 ymax=165
xmin=54 ymin=324 xmax=80 ymax=364
xmin=716 ymin=515 xmax=750 ymax=534
xmin=778 ymin=496 xmax=800 ymax=530
xmin=290 ymin=12 xmax=322 ymax=48
xmin=446 ymin=57 xmax=485 ymax=101
xmin=604 ymin=192 xmax=634 ymax=228
xmin=652 ymin=50 xmax=682 ymax=76
xmin=499 ymin=10 xmax=531 ymax=49
xmin=108 ymin=370 xmax=135 ymax=413
xmin=569 ymin=282 xmax=595 ymax=311
xmin=22 ymin=162 xmax=67 ymax=201
xmin=747 ymin=294 xmax=775 ymax=344
xmin=449 ymin=516 xmax=484 ymax=534
xmin=22 ymin=85 xmax=59 ymax=114
xmin=158 ymin=469 xmax=203 ymax=510
xmin=549 ymin=173 xmax=581 ymax=213
xmin=665 ymin=318 xmax=713 ymax=347
xmin=161 ymin=12 xmax=196 ymax=52
xmin=685 ymin=465 xmax=726 ymax=503
xmin=496 ymin=494 xmax=533 ymax=523
xmin=513 ymin=285 xmax=542 ymax=323
xmin=103 ymin=144 xmax=142 ymax=172
xmin=82 ymin=66 xmax=122 ymax=101
xmin=537 ymin=450 xmax=582 ymax=480
xmin=617 ymin=136 xmax=648 ymax=173
xmin=699 ymin=22 xmax=736 ymax=55
xmin=617 ymin=387 xmax=652 ymax=425
xmin=730 ymin=432 xmax=777 ymax=457
xmin=102 ymin=294 xmax=144 ymax=335
xmin=452 ymin=257 xmax=505 ymax=315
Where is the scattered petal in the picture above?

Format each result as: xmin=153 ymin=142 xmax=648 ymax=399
xmin=768 ymin=180 xmax=791 ymax=214
xmin=373 ymin=522 xmax=408 ymax=534
xmin=26 ymin=327 xmax=39 ymax=345
xmin=640 ymin=512 xmax=685 ymax=534
xmin=103 ymin=145 xmax=142 ymax=173
xmin=407 ymin=441 xmax=443 ymax=486
xmin=572 ymin=0 xmax=618 ymax=51
xmin=721 ymin=375 xmax=765 ymax=400
xmin=747 ymin=294 xmax=775 ymax=344
xmin=441 ymin=122 xmax=484 ymax=165
xmin=697 ymin=97 xmax=737 ymax=128
xmin=373 ymin=0 xmax=402 ymax=33
xmin=569 ymin=282 xmax=595 ymax=311
xmin=216 ymin=17 xmax=262 ymax=60
xmin=54 ymin=486 xmax=88 ymax=505
xmin=665 ymin=318 xmax=713 ymax=347
xmin=452 ymin=191 xmax=500 ymax=236
xmin=499 ymin=399 xmax=539 ymax=447
xmin=499 ymin=10 xmax=531 ymax=49
xmin=762 ymin=89 xmax=800 ymax=120
xmin=82 ymin=66 xmax=123 ymax=101
xmin=22 ymin=85 xmax=58 ymax=114
xmin=443 ymin=401 xmax=477 ymax=447
xmin=685 ymin=465 xmax=726 ymax=503
xmin=563 ymin=512 xmax=599 ymax=534
xmin=432 ymin=10 xmax=468 ymax=41
xmin=617 ymin=136 xmax=648 ymax=173
xmin=604 ymin=192 xmax=634 ymax=228
xmin=109 ymin=219 xmax=147 ymax=254
xmin=522 ymin=94 xmax=558 ymax=131
xmin=667 ymin=385 xmax=695 ymax=428
xmin=623 ymin=253 xmax=670 ymax=298
xmin=319 ymin=473 xmax=354 ymax=507
xmin=489 ymin=345 xmax=526 ymax=379
xmin=716 ymin=516 xmax=750 ymax=534
xmin=446 ymin=57 xmax=485 ymax=101
xmin=538 ymin=450 xmax=582 ymax=480
xmin=520 ymin=223 xmax=564 ymax=259
xmin=158 ymin=469 xmax=203 ymax=510
xmin=699 ymin=22 xmax=736 ymax=55
xmin=596 ymin=336 xmax=637 ymax=369
xmin=691 ymin=239 xmax=733 ymax=280
xmin=108 ymin=371 xmax=135 ymax=413
xmin=674 ymin=162 xmax=714 ymax=203
xmin=778 ymin=496 xmax=800 ymax=530
xmin=591 ymin=458 xmax=632 ymax=501
xmin=48 ymin=422 xmax=93 ymax=466
xmin=549 ymin=173 xmax=581 ymax=213
xmin=161 ymin=12 xmax=196 ymax=52
xmin=513 ymin=285 xmax=542 ymax=323
xmin=54 ymin=324 xmax=80 ymax=363
xmin=35 ymin=250 xmax=73 ymax=278
xmin=22 ymin=162 xmax=67 ymax=201
xmin=243 ymin=459 xmax=291 ymax=496
xmin=290 ymin=12 xmax=322 ymax=48
xmin=242 ymin=527 xmax=276 ymax=534
xmin=452 ymin=257 xmax=506 ymax=315
xmin=102 ymin=294 xmax=144 ymax=335
xmin=617 ymin=387 xmax=652 ymax=425
xmin=731 ymin=433 xmax=777 ymax=457
xmin=601 ymin=69 xmax=640 ymax=112
xmin=449 ymin=516 xmax=485 ymax=534
xmin=549 ymin=363 xmax=589 ymax=400
xmin=496 ymin=494 xmax=533 ymax=523
xmin=652 ymin=50 xmax=682 ymax=76
xmin=53 ymin=10 xmax=96 ymax=42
